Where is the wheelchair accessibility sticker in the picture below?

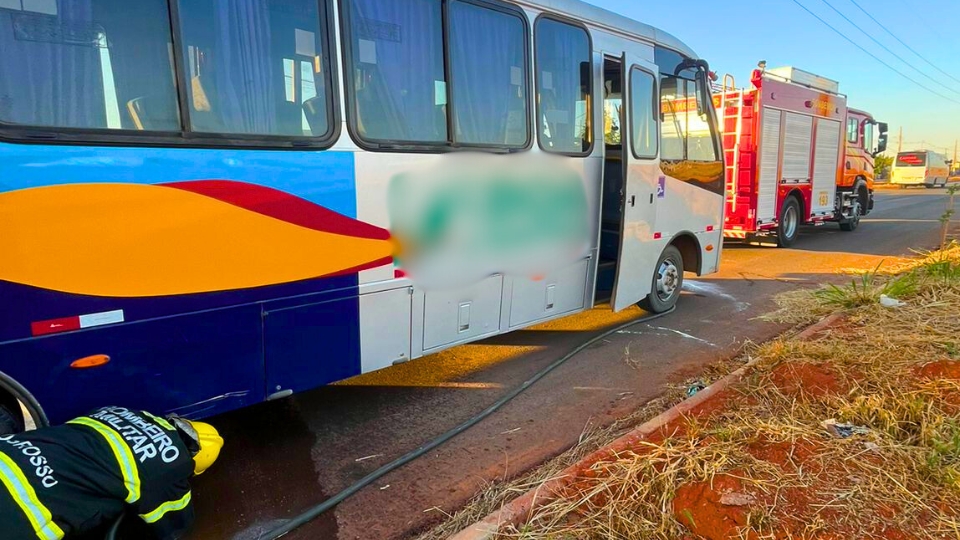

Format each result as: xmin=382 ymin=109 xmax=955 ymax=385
xmin=658 ymin=176 xmax=666 ymax=198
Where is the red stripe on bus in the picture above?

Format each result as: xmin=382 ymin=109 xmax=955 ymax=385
xmin=162 ymin=180 xmax=392 ymax=241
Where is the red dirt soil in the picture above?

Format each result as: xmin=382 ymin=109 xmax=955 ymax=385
xmin=545 ymin=319 xmax=941 ymax=540
xmin=745 ymin=437 xmax=820 ymax=471
xmin=672 ymin=474 xmax=756 ymax=540
xmin=768 ymin=362 xmax=844 ymax=398
xmin=916 ymin=360 xmax=960 ymax=380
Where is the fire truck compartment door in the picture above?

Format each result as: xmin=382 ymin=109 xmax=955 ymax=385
xmin=757 ymin=107 xmax=782 ymax=224
xmin=612 ymin=52 xmax=663 ymax=312
xmin=782 ymin=112 xmax=813 ymax=182
xmin=812 ymin=118 xmax=841 ymax=215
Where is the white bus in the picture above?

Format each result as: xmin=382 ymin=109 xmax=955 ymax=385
xmin=892 ymin=150 xmax=951 ymax=188
xmin=0 ymin=0 xmax=724 ymax=428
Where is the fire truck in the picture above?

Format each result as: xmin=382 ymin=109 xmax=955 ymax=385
xmin=714 ymin=65 xmax=888 ymax=246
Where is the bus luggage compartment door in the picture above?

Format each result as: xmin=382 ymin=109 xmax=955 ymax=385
xmin=422 ymin=275 xmax=503 ymax=352
xmin=263 ymin=294 xmax=362 ymax=396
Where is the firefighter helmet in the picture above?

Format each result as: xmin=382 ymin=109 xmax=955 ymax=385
xmin=186 ymin=421 xmax=223 ymax=475
xmin=170 ymin=416 xmax=224 ymax=475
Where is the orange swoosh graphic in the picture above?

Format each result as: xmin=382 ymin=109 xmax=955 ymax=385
xmin=0 ymin=183 xmax=393 ymax=297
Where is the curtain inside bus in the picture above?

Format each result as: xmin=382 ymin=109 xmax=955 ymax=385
xmin=0 ymin=0 xmax=179 ymax=130
xmin=175 ymin=0 xmax=331 ymax=137
xmin=535 ymin=18 xmax=590 ymax=154
xmin=448 ymin=0 xmax=527 ymax=147
xmin=346 ymin=0 xmax=446 ymax=142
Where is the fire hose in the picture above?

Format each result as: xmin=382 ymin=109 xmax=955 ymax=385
xmin=105 ymin=306 xmax=677 ymax=540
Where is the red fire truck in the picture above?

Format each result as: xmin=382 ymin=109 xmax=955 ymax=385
xmin=714 ymin=65 xmax=888 ymax=246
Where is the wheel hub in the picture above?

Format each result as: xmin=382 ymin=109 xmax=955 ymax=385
xmin=783 ymin=206 xmax=798 ymax=238
xmin=657 ymin=260 xmax=680 ymax=300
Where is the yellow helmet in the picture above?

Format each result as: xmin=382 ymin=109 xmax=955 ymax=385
xmin=171 ymin=418 xmax=224 ymax=476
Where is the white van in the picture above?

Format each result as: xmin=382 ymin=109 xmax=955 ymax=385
xmin=892 ymin=150 xmax=951 ymax=188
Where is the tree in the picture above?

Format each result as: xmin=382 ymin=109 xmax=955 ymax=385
xmin=875 ymin=155 xmax=893 ymax=180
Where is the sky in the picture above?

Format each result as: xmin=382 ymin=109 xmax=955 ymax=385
xmin=590 ymin=0 xmax=960 ymax=158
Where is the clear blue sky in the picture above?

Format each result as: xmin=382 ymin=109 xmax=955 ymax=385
xmin=591 ymin=0 xmax=960 ymax=158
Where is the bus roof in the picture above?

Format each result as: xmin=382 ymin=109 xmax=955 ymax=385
xmin=514 ymin=0 xmax=698 ymax=59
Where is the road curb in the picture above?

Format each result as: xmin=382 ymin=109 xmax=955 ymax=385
xmin=448 ymin=312 xmax=845 ymax=540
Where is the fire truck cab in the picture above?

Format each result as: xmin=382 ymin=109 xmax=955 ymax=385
xmin=715 ymin=65 xmax=887 ymax=247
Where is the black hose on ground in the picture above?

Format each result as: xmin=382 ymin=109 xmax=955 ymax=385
xmin=254 ymin=307 xmax=677 ymax=540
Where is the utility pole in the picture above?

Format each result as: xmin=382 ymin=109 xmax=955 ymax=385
xmin=897 ymin=126 xmax=903 ymax=153
xmin=953 ymin=140 xmax=958 ymax=175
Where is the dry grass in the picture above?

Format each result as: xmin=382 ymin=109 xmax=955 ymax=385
xmin=415 ymin=354 xmax=748 ymax=540
xmin=477 ymin=244 xmax=960 ymax=539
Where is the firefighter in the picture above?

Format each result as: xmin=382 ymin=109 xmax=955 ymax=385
xmin=751 ymin=60 xmax=767 ymax=89
xmin=0 ymin=406 xmax=223 ymax=540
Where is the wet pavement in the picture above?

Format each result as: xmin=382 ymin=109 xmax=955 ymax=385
xmin=188 ymin=190 xmax=956 ymax=540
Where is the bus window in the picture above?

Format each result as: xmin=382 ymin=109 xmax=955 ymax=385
xmin=689 ymin=79 xmax=718 ymax=161
xmin=0 ymin=0 xmax=179 ymax=131
xmin=343 ymin=0 xmax=446 ymax=143
xmin=176 ymin=0 xmax=332 ymax=137
xmin=846 ymin=117 xmax=859 ymax=145
xmin=535 ymin=18 xmax=591 ymax=155
xmin=629 ymin=68 xmax=657 ymax=159
xmin=659 ymin=76 xmax=684 ymax=160
xmin=896 ymin=152 xmax=926 ymax=167
xmin=659 ymin=76 xmax=716 ymax=162
xmin=448 ymin=0 xmax=529 ymax=147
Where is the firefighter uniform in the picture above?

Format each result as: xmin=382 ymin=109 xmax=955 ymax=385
xmin=0 ymin=406 xmax=199 ymax=540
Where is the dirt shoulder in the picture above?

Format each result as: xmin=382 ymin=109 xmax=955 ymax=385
xmin=438 ymin=245 xmax=960 ymax=539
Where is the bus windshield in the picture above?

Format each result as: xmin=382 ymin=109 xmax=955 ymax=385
xmin=896 ymin=152 xmax=926 ymax=167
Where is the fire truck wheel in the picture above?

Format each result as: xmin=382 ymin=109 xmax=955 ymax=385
xmin=776 ymin=197 xmax=800 ymax=248
xmin=840 ymin=199 xmax=861 ymax=232
xmin=639 ymin=245 xmax=684 ymax=314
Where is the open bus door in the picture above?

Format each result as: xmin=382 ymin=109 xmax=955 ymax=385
xmin=611 ymin=51 xmax=664 ymax=312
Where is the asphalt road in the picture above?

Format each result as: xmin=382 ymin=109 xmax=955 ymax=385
xmin=188 ymin=189 xmax=956 ymax=540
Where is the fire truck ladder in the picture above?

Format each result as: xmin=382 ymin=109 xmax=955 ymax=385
xmin=720 ymin=74 xmax=743 ymax=212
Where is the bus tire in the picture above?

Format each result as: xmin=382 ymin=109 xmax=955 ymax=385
xmin=0 ymin=394 xmax=24 ymax=435
xmin=776 ymin=196 xmax=801 ymax=248
xmin=639 ymin=245 xmax=684 ymax=314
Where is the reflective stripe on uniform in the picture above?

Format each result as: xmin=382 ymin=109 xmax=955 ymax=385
xmin=142 ymin=411 xmax=175 ymax=431
xmin=139 ymin=491 xmax=192 ymax=524
xmin=0 ymin=450 xmax=65 ymax=540
xmin=66 ymin=417 xmax=141 ymax=503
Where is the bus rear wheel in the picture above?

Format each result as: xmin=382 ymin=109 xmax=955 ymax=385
xmin=0 ymin=394 xmax=24 ymax=435
xmin=639 ymin=245 xmax=684 ymax=314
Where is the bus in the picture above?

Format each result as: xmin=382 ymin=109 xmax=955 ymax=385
xmin=891 ymin=150 xmax=951 ymax=188
xmin=0 ymin=0 xmax=724 ymax=432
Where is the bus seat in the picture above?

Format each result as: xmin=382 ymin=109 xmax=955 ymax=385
xmin=303 ymin=96 xmax=325 ymax=135
xmin=125 ymin=96 xmax=177 ymax=131
xmin=190 ymin=75 xmax=212 ymax=112
xmin=126 ymin=97 xmax=147 ymax=130
xmin=187 ymin=75 xmax=228 ymax=132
